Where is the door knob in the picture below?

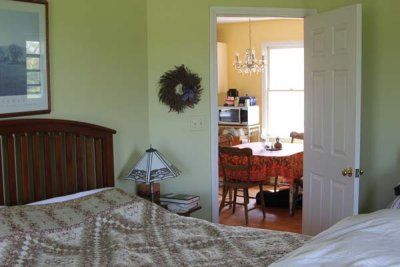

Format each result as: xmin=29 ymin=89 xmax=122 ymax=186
xmin=341 ymin=167 xmax=353 ymax=177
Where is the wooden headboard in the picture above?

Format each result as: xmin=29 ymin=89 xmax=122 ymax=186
xmin=0 ymin=119 xmax=116 ymax=206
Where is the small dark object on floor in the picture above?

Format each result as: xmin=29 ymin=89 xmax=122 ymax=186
xmin=256 ymin=189 xmax=302 ymax=208
xmin=394 ymin=184 xmax=400 ymax=196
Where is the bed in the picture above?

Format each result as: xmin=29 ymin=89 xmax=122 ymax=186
xmin=0 ymin=118 xmax=309 ymax=266
xmin=0 ymin=119 xmax=116 ymax=206
xmin=2 ymin=119 xmax=398 ymax=266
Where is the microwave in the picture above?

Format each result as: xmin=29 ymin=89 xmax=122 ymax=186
xmin=218 ymin=106 xmax=259 ymax=125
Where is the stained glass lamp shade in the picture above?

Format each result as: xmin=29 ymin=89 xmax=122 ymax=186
xmin=125 ymin=146 xmax=181 ymax=202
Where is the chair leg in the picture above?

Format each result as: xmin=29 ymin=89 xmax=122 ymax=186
xmin=274 ymin=176 xmax=278 ymax=192
xmin=290 ymin=180 xmax=300 ymax=216
xmin=228 ymin=187 xmax=233 ymax=209
xmin=232 ymin=187 xmax=238 ymax=214
xmin=219 ymin=186 xmax=229 ymax=214
xmin=259 ymin=184 xmax=266 ymax=219
xmin=243 ymin=188 xmax=249 ymax=225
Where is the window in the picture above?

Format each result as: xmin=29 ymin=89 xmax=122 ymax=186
xmin=26 ymin=41 xmax=41 ymax=99
xmin=264 ymin=44 xmax=304 ymax=138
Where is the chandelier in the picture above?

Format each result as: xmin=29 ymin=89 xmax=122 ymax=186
xmin=233 ymin=18 xmax=265 ymax=75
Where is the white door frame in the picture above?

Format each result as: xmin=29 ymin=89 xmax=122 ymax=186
xmin=210 ymin=7 xmax=316 ymax=223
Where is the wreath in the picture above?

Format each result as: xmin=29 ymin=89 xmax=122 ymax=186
xmin=158 ymin=65 xmax=203 ymax=113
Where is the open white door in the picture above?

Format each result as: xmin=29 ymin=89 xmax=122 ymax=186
xmin=303 ymin=4 xmax=362 ymax=235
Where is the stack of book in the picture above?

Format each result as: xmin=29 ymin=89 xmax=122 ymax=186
xmin=160 ymin=193 xmax=200 ymax=213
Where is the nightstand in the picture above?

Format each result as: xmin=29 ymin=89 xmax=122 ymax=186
xmin=161 ymin=205 xmax=202 ymax=217
xmin=159 ymin=193 xmax=201 ymax=217
xmin=175 ymin=206 xmax=202 ymax=217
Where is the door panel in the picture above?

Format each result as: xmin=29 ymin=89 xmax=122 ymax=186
xmin=311 ymin=71 xmax=325 ymax=152
xmin=331 ymin=179 xmax=346 ymax=223
xmin=304 ymin=4 xmax=362 ymax=235
xmin=332 ymin=70 xmax=348 ymax=156
xmin=333 ymin=25 xmax=349 ymax=55
xmin=309 ymin=172 xmax=324 ymax=234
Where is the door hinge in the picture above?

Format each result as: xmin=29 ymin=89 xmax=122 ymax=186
xmin=355 ymin=168 xmax=364 ymax=178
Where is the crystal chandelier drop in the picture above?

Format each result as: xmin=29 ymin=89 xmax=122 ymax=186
xmin=233 ymin=18 xmax=265 ymax=75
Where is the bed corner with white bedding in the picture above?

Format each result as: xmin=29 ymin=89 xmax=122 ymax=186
xmin=26 ymin=187 xmax=113 ymax=205
xmin=270 ymin=209 xmax=400 ymax=266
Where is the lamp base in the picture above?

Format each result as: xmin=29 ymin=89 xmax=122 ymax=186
xmin=137 ymin=183 xmax=160 ymax=204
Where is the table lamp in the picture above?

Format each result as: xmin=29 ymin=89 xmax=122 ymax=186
xmin=125 ymin=145 xmax=181 ymax=203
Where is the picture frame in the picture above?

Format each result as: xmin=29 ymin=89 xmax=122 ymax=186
xmin=0 ymin=0 xmax=50 ymax=118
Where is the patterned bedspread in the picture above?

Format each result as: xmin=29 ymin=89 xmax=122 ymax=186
xmin=0 ymin=188 xmax=309 ymax=266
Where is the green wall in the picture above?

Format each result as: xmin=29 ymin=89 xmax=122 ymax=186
xmin=147 ymin=0 xmax=212 ymax=220
xmin=5 ymin=0 xmax=398 ymax=220
xmin=147 ymin=0 xmax=400 ymax=220
xmin=44 ymin=0 xmax=149 ymax=195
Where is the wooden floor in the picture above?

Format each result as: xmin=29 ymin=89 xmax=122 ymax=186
xmin=219 ymin=187 xmax=302 ymax=234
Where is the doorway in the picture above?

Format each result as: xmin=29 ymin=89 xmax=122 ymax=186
xmin=209 ymin=6 xmax=316 ymax=228
xmin=211 ymin=5 xmax=362 ymax=236
xmin=215 ymin=15 xmax=304 ymax=233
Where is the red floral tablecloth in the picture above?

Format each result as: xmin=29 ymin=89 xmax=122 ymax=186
xmin=219 ymin=142 xmax=303 ymax=185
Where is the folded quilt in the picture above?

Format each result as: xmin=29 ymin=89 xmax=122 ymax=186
xmin=0 ymin=188 xmax=309 ymax=266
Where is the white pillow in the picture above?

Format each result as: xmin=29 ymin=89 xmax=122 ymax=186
xmin=27 ymin=187 xmax=113 ymax=205
xmin=390 ymin=196 xmax=400 ymax=209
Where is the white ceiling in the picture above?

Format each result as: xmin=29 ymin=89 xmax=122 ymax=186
xmin=217 ymin=17 xmax=302 ymax=24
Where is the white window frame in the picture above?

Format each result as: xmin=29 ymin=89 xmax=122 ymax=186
xmin=261 ymin=41 xmax=304 ymax=139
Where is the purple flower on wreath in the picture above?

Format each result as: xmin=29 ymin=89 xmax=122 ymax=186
xmin=181 ymin=86 xmax=196 ymax=102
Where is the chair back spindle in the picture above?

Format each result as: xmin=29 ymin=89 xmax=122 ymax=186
xmin=219 ymin=147 xmax=252 ymax=182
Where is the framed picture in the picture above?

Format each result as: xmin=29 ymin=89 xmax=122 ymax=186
xmin=0 ymin=0 xmax=50 ymax=118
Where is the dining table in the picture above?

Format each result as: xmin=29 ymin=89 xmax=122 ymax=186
xmin=233 ymin=142 xmax=304 ymax=215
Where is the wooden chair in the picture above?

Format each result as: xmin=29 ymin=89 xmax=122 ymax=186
xmin=219 ymin=146 xmax=266 ymax=225
xmin=218 ymin=135 xmax=233 ymax=147
xmin=218 ymin=135 xmax=241 ymax=208
xmin=290 ymin=131 xmax=304 ymax=215
xmin=218 ymin=135 xmax=233 ymax=202
xmin=218 ymin=141 xmax=232 ymax=207
xmin=290 ymin=131 xmax=304 ymax=143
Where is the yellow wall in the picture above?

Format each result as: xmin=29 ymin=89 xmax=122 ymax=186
xmin=217 ymin=20 xmax=304 ymax=126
